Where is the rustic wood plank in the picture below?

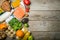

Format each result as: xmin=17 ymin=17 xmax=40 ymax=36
xmin=30 ymin=0 xmax=60 ymax=10
xmin=29 ymin=10 xmax=60 ymax=21
xmin=28 ymin=21 xmax=60 ymax=31
xmin=31 ymin=31 xmax=60 ymax=40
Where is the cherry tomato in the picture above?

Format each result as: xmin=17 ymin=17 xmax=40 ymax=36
xmin=26 ymin=8 xmax=30 ymax=12
xmin=23 ymin=0 xmax=31 ymax=5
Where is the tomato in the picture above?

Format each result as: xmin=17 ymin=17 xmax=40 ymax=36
xmin=23 ymin=0 xmax=31 ymax=5
xmin=26 ymin=8 xmax=30 ymax=12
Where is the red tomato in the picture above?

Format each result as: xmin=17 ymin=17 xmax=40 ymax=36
xmin=23 ymin=0 xmax=31 ymax=5
xmin=26 ymin=8 xmax=30 ymax=12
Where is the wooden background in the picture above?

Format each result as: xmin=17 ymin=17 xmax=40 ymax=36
xmin=28 ymin=0 xmax=60 ymax=40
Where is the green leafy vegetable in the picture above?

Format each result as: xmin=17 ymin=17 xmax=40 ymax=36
xmin=9 ymin=18 xmax=22 ymax=31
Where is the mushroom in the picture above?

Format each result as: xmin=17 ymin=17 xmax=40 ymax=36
xmin=0 ymin=31 xmax=7 ymax=40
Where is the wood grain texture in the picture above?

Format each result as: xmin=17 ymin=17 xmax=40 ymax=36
xmin=28 ymin=21 xmax=60 ymax=31
xmin=28 ymin=10 xmax=60 ymax=31
xmin=30 ymin=0 xmax=60 ymax=10
xmin=31 ymin=31 xmax=60 ymax=40
xmin=29 ymin=0 xmax=60 ymax=39
xmin=29 ymin=10 xmax=60 ymax=21
xmin=28 ymin=10 xmax=60 ymax=39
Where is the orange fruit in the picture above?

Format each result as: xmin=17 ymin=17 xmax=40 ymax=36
xmin=0 ymin=22 xmax=7 ymax=30
xmin=16 ymin=30 xmax=24 ymax=38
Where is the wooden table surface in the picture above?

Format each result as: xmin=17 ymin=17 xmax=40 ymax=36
xmin=29 ymin=0 xmax=60 ymax=40
xmin=0 ymin=0 xmax=60 ymax=40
